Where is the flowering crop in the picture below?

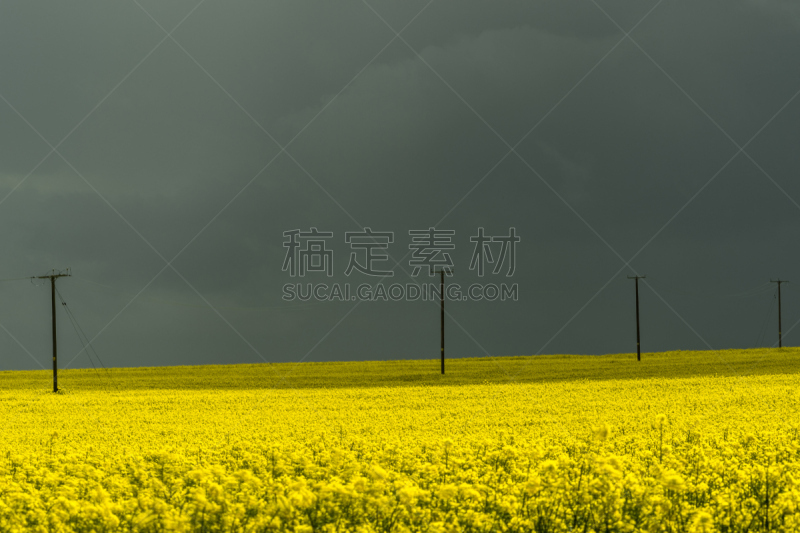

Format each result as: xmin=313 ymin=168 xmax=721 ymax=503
xmin=1 ymin=348 xmax=800 ymax=531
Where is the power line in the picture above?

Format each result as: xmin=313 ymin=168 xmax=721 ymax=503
xmin=755 ymin=288 xmax=777 ymax=348
xmin=647 ymin=278 xmax=774 ymax=300
xmin=55 ymin=286 xmax=118 ymax=391
xmin=70 ymin=275 xmax=328 ymax=310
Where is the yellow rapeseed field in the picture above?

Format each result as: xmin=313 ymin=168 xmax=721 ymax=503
xmin=1 ymin=349 xmax=800 ymax=532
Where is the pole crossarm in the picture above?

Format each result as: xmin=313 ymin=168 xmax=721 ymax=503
xmin=36 ymin=268 xmax=71 ymax=281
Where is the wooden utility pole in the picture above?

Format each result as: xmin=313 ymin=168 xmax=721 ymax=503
xmin=434 ymin=269 xmax=453 ymax=374
xmin=37 ymin=269 xmax=71 ymax=392
xmin=771 ymin=279 xmax=788 ymax=348
xmin=628 ymin=275 xmax=646 ymax=361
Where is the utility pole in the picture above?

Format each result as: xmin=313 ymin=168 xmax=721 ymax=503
xmin=434 ymin=268 xmax=453 ymax=374
xmin=771 ymin=279 xmax=788 ymax=348
xmin=36 ymin=268 xmax=71 ymax=392
xmin=628 ymin=275 xmax=646 ymax=361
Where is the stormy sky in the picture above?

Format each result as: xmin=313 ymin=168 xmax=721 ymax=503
xmin=1 ymin=0 xmax=799 ymax=372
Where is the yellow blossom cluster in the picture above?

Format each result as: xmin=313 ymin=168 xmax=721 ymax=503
xmin=1 ymin=349 xmax=799 ymax=531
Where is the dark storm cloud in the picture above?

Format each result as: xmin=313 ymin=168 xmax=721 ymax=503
xmin=0 ymin=0 xmax=798 ymax=372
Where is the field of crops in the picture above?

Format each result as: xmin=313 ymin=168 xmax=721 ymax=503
xmin=2 ymin=349 xmax=800 ymax=532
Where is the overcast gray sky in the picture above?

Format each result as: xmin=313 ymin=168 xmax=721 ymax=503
xmin=1 ymin=0 xmax=799 ymax=372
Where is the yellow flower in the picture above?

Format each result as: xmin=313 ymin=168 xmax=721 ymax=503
xmin=662 ymin=470 xmax=685 ymax=492
xmin=593 ymin=423 xmax=610 ymax=441
xmin=437 ymin=484 xmax=458 ymax=501
xmin=689 ymin=511 xmax=715 ymax=533
xmin=368 ymin=464 xmax=388 ymax=481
